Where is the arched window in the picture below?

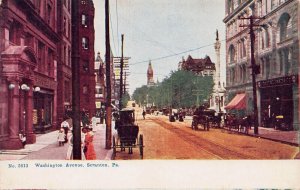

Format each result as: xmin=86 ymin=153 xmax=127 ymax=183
xmin=278 ymin=13 xmax=291 ymax=41
xmin=228 ymin=44 xmax=236 ymax=63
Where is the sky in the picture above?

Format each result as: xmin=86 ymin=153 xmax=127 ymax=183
xmin=93 ymin=0 xmax=226 ymax=95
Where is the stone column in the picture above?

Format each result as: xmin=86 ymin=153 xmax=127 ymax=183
xmin=3 ymin=80 xmax=23 ymax=149
xmin=25 ymin=83 xmax=36 ymax=144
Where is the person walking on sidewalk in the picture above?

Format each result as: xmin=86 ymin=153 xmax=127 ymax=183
xmin=91 ymin=114 xmax=97 ymax=131
xmin=61 ymin=117 xmax=70 ymax=143
xmin=57 ymin=128 xmax=66 ymax=146
xmin=82 ymin=127 xmax=96 ymax=160
xmin=66 ymin=131 xmax=86 ymax=160
xmin=142 ymin=110 xmax=146 ymax=120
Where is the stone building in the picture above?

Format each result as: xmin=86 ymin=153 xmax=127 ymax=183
xmin=224 ymin=0 xmax=299 ymax=129
xmin=0 ymin=0 xmax=59 ymax=149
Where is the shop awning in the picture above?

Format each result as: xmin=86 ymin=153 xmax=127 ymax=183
xmin=225 ymin=93 xmax=246 ymax=110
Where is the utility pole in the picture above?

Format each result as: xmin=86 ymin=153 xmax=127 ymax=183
xmin=119 ymin=34 xmax=124 ymax=109
xmin=123 ymin=71 xmax=126 ymax=95
xmin=71 ymin=0 xmax=81 ymax=159
xmin=239 ymin=15 xmax=264 ymax=135
xmin=105 ymin=0 xmax=112 ymax=149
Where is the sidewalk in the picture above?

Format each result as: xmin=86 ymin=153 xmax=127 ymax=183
xmin=0 ymin=123 xmax=113 ymax=160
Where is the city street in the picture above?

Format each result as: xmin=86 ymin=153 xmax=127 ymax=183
xmin=113 ymin=110 xmax=298 ymax=160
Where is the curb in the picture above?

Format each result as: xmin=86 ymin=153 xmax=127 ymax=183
xmin=247 ymin=133 xmax=299 ymax=147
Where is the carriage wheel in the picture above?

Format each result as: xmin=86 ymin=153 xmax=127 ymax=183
xmin=139 ymin=134 xmax=144 ymax=159
xmin=112 ymin=136 xmax=116 ymax=159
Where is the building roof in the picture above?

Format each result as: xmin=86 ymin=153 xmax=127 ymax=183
xmin=181 ymin=55 xmax=215 ymax=73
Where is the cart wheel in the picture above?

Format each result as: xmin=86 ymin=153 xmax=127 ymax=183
xmin=112 ymin=136 xmax=116 ymax=159
xmin=139 ymin=134 xmax=143 ymax=159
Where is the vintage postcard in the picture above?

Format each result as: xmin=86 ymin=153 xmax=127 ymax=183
xmin=0 ymin=0 xmax=299 ymax=189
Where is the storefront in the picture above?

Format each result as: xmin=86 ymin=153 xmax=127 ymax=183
xmin=258 ymin=75 xmax=298 ymax=130
xmin=33 ymin=89 xmax=54 ymax=131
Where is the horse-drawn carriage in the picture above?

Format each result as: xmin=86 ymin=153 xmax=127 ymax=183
xmin=191 ymin=106 xmax=222 ymax=131
xmin=113 ymin=108 xmax=144 ymax=159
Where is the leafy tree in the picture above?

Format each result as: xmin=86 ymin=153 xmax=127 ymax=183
xmin=132 ymin=70 xmax=214 ymax=109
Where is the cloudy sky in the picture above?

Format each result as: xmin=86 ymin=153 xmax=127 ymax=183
xmin=93 ymin=0 xmax=226 ymax=95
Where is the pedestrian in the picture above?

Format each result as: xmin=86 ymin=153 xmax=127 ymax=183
xmin=66 ymin=131 xmax=86 ymax=160
xmin=91 ymin=114 xmax=97 ymax=131
xmin=61 ymin=117 xmax=70 ymax=143
xmin=142 ymin=110 xmax=146 ymax=120
xmin=82 ymin=127 xmax=96 ymax=160
xmin=66 ymin=133 xmax=73 ymax=160
xmin=81 ymin=111 xmax=89 ymax=128
xmin=57 ymin=128 xmax=65 ymax=146
xmin=19 ymin=132 xmax=26 ymax=148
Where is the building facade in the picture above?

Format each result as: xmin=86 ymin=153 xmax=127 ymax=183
xmin=57 ymin=0 xmax=72 ymax=124
xmin=224 ymin=0 xmax=299 ymax=129
xmin=0 ymin=0 xmax=59 ymax=149
xmin=94 ymin=52 xmax=105 ymax=116
xmin=74 ymin=0 xmax=96 ymax=117
xmin=180 ymin=55 xmax=216 ymax=76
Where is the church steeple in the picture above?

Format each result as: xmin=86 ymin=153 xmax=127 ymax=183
xmin=147 ymin=60 xmax=155 ymax=86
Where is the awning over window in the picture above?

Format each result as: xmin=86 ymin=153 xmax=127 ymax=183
xmin=225 ymin=93 xmax=246 ymax=110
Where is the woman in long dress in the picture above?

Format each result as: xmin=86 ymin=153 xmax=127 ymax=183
xmin=66 ymin=131 xmax=86 ymax=160
xmin=83 ymin=127 xmax=96 ymax=160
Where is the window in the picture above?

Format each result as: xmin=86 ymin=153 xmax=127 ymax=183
xmin=82 ymin=37 xmax=89 ymax=49
xmin=63 ymin=17 xmax=67 ymax=35
xmin=47 ymin=4 xmax=52 ymax=25
xmin=81 ymin=0 xmax=86 ymax=5
xmin=228 ymin=44 xmax=236 ymax=63
xmin=278 ymin=13 xmax=291 ymax=41
xmin=48 ymin=49 xmax=54 ymax=77
xmin=38 ymin=41 xmax=45 ymax=72
xmin=83 ymin=85 xmax=88 ymax=94
xmin=83 ymin=61 xmax=89 ymax=72
xmin=265 ymin=28 xmax=270 ymax=47
xmin=82 ymin=14 xmax=88 ymax=27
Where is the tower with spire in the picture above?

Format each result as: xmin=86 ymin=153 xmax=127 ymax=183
xmin=210 ymin=29 xmax=226 ymax=113
xmin=147 ymin=60 xmax=155 ymax=87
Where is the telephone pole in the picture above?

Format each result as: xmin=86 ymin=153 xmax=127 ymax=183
xmin=71 ymin=0 xmax=81 ymax=159
xmin=119 ymin=34 xmax=124 ymax=109
xmin=105 ymin=0 xmax=112 ymax=149
xmin=239 ymin=15 xmax=264 ymax=135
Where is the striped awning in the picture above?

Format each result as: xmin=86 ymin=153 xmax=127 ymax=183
xmin=225 ymin=93 xmax=246 ymax=110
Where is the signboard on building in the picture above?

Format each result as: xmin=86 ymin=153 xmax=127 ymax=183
xmin=257 ymin=75 xmax=298 ymax=88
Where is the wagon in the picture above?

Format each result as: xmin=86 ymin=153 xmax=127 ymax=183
xmin=113 ymin=108 xmax=144 ymax=159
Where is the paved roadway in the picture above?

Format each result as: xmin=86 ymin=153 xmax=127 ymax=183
xmin=113 ymin=112 xmax=298 ymax=160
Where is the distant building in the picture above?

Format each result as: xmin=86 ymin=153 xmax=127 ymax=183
xmin=223 ymin=0 xmax=299 ymax=129
xmin=180 ymin=55 xmax=216 ymax=76
xmin=147 ymin=61 xmax=155 ymax=87
xmin=94 ymin=52 xmax=105 ymax=115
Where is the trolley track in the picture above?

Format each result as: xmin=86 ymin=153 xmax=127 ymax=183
xmin=149 ymin=118 xmax=257 ymax=159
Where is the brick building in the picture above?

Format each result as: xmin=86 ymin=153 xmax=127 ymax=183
xmin=72 ymin=0 xmax=96 ymax=117
xmin=0 ymin=0 xmax=59 ymax=149
xmin=223 ymin=0 xmax=299 ymax=130
xmin=57 ymin=0 xmax=72 ymax=124
xmin=179 ymin=55 xmax=216 ymax=76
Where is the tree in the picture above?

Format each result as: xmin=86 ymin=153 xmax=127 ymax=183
xmin=132 ymin=70 xmax=214 ymax=109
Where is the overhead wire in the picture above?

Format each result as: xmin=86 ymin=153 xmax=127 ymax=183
xmin=129 ymin=39 xmax=226 ymax=65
